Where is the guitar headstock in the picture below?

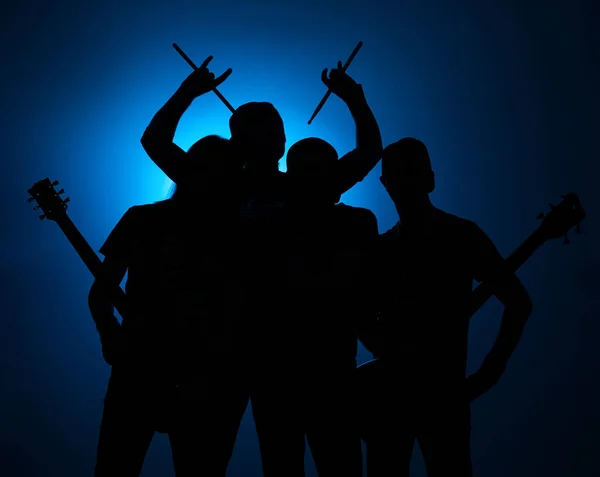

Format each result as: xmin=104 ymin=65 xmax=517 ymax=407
xmin=536 ymin=192 xmax=586 ymax=245
xmin=27 ymin=178 xmax=70 ymax=221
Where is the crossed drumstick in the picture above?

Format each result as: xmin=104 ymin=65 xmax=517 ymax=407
xmin=172 ymin=41 xmax=363 ymax=124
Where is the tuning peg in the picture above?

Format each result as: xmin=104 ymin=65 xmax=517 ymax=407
xmin=33 ymin=205 xmax=40 ymax=210
xmin=575 ymin=224 xmax=581 ymax=234
xmin=64 ymin=197 xmax=71 ymax=203
xmin=27 ymin=197 xmax=35 ymax=203
xmin=51 ymin=180 xmax=59 ymax=186
xmin=39 ymin=214 xmax=46 ymax=220
xmin=536 ymin=212 xmax=545 ymax=220
xmin=563 ymin=233 xmax=570 ymax=245
xmin=57 ymin=188 xmax=64 ymax=194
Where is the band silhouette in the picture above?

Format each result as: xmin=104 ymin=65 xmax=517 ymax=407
xmin=27 ymin=42 xmax=586 ymax=477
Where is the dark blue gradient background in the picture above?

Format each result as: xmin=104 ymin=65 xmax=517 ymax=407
xmin=2 ymin=0 xmax=598 ymax=475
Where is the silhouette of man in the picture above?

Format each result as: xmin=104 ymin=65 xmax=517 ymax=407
xmin=236 ymin=64 xmax=383 ymax=477
xmin=140 ymin=55 xmax=383 ymax=477
xmin=265 ymin=135 xmax=379 ymax=477
xmin=360 ymin=138 xmax=533 ymax=477
xmin=89 ymin=135 xmax=248 ymax=477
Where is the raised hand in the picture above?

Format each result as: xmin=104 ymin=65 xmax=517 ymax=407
xmin=179 ymin=55 xmax=233 ymax=98
xmin=321 ymin=61 xmax=364 ymax=103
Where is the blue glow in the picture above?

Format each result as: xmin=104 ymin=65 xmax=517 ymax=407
xmin=2 ymin=1 xmax=596 ymax=476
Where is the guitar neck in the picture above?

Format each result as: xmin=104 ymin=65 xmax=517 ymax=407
xmin=54 ymin=214 xmax=128 ymax=317
xmin=470 ymin=227 xmax=546 ymax=317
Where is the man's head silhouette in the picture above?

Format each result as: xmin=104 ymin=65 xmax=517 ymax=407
xmin=229 ymin=102 xmax=286 ymax=171
xmin=380 ymin=137 xmax=435 ymax=204
xmin=171 ymin=134 xmax=241 ymax=203
xmin=286 ymin=137 xmax=341 ymax=204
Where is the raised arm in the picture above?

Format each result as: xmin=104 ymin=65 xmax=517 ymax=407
xmin=320 ymin=63 xmax=383 ymax=196
xmin=466 ymin=224 xmax=534 ymax=401
xmin=140 ymin=56 xmax=233 ymax=184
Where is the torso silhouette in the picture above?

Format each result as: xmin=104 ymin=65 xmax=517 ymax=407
xmin=377 ymin=207 xmax=495 ymax=390
xmin=100 ymin=199 xmax=242 ymax=380
xmin=284 ymin=202 xmax=377 ymax=362
xmin=235 ymin=195 xmax=287 ymax=358
xmin=231 ymin=159 xmax=377 ymax=360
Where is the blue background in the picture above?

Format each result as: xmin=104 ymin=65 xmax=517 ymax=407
xmin=2 ymin=0 xmax=598 ymax=475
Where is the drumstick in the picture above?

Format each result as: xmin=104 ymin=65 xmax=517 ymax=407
xmin=307 ymin=41 xmax=363 ymax=125
xmin=172 ymin=43 xmax=236 ymax=114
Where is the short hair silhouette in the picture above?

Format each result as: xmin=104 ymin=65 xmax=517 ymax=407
xmin=229 ymin=102 xmax=286 ymax=166
xmin=286 ymin=137 xmax=341 ymax=203
xmin=286 ymin=137 xmax=338 ymax=177
xmin=170 ymin=134 xmax=233 ymax=200
xmin=381 ymin=137 xmax=435 ymax=194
